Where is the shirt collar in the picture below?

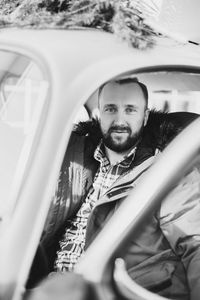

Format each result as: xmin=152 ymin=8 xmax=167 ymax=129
xmin=94 ymin=140 xmax=136 ymax=168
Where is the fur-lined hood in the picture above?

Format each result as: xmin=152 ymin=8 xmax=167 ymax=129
xmin=74 ymin=110 xmax=198 ymax=151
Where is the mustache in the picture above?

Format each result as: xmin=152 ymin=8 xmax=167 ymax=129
xmin=109 ymin=125 xmax=131 ymax=133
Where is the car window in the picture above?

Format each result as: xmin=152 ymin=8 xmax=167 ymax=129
xmin=70 ymin=70 xmax=200 ymax=300
xmin=137 ymin=72 xmax=200 ymax=113
xmin=0 ymin=50 xmax=49 ymax=221
xmin=85 ymin=71 xmax=200 ymax=116
xmin=29 ymin=69 xmax=200 ymax=295
xmin=50 ymin=69 xmax=200 ymax=239
xmin=44 ymin=69 xmax=200 ymax=242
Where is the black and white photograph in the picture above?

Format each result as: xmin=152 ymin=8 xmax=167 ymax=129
xmin=0 ymin=1 xmax=200 ymax=300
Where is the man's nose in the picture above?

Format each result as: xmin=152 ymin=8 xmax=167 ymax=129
xmin=114 ymin=111 xmax=126 ymax=125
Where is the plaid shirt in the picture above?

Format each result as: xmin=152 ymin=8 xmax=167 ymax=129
xmin=54 ymin=142 xmax=136 ymax=272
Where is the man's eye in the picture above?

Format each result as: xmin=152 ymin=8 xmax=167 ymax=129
xmin=105 ymin=107 xmax=116 ymax=113
xmin=126 ymin=107 xmax=136 ymax=113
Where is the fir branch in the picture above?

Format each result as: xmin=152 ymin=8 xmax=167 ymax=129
xmin=0 ymin=0 xmax=158 ymax=50
xmin=111 ymin=6 xmax=156 ymax=49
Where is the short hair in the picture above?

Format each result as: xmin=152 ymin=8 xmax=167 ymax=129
xmin=98 ymin=77 xmax=148 ymax=108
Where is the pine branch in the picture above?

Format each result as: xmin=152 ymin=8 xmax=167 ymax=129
xmin=111 ymin=6 xmax=156 ymax=49
xmin=0 ymin=0 xmax=158 ymax=49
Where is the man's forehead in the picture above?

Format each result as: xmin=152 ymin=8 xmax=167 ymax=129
xmin=101 ymin=81 xmax=145 ymax=101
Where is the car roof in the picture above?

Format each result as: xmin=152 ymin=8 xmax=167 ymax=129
xmin=0 ymin=28 xmax=200 ymax=71
xmin=1 ymin=28 xmax=200 ymax=102
xmin=1 ymin=28 xmax=200 ymax=120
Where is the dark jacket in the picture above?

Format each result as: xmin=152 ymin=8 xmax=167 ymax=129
xmin=41 ymin=110 xmax=200 ymax=299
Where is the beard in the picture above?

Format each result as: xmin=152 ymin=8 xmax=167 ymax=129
xmin=101 ymin=125 xmax=143 ymax=153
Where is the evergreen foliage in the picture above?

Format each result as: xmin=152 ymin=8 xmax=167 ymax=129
xmin=0 ymin=0 xmax=158 ymax=49
xmin=0 ymin=0 xmax=21 ymax=15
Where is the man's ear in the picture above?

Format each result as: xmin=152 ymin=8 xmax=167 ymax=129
xmin=144 ymin=109 xmax=150 ymax=127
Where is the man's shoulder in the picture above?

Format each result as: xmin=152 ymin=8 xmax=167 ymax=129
xmin=67 ymin=118 xmax=101 ymax=154
xmin=160 ymin=166 xmax=200 ymax=224
xmin=143 ymin=110 xmax=199 ymax=151
xmin=73 ymin=118 xmax=101 ymax=140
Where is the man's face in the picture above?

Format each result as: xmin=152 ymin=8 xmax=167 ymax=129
xmin=99 ymin=81 xmax=149 ymax=153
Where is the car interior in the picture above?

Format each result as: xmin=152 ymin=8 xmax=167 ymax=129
xmin=24 ymin=68 xmax=200 ymax=299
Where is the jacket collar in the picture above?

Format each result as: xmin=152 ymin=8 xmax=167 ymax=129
xmin=74 ymin=110 xmax=199 ymax=152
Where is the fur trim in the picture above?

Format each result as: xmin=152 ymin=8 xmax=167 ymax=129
xmin=74 ymin=110 xmax=199 ymax=151
xmin=74 ymin=118 xmax=102 ymax=147
xmin=145 ymin=110 xmax=198 ymax=150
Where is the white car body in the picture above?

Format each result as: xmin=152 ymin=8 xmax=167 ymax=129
xmin=0 ymin=28 xmax=200 ymax=300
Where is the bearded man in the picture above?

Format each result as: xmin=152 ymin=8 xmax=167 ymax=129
xmin=37 ymin=78 xmax=200 ymax=300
